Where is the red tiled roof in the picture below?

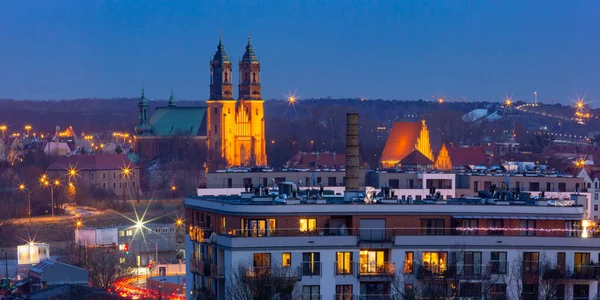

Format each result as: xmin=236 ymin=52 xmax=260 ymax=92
xmin=447 ymin=146 xmax=487 ymax=167
xmin=381 ymin=122 xmax=421 ymax=164
xmin=287 ymin=152 xmax=346 ymax=169
xmin=47 ymin=154 xmax=137 ymax=171
xmin=400 ymin=150 xmax=433 ymax=166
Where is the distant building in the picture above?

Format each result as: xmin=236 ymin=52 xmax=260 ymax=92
xmin=134 ymin=89 xmax=207 ymax=163
xmin=46 ymin=154 xmax=140 ymax=199
xmin=398 ymin=150 xmax=433 ymax=171
xmin=381 ymin=120 xmax=433 ymax=168
xmin=133 ymin=37 xmax=268 ymax=169
xmin=22 ymin=259 xmax=88 ymax=293
xmin=75 ymin=223 xmax=184 ymax=265
xmin=206 ymin=37 xmax=267 ymax=167
xmin=434 ymin=144 xmax=452 ymax=170
xmin=286 ymin=151 xmax=346 ymax=170
xmin=446 ymin=146 xmax=488 ymax=168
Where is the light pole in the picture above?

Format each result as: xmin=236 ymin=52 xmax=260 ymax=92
xmin=0 ymin=125 xmax=6 ymax=138
xmin=24 ymin=125 xmax=32 ymax=137
xmin=121 ymin=166 xmax=131 ymax=202
xmin=18 ymin=184 xmax=32 ymax=223
xmin=41 ymin=175 xmax=60 ymax=218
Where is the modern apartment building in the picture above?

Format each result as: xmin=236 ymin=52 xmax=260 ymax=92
xmin=185 ymin=190 xmax=600 ymax=300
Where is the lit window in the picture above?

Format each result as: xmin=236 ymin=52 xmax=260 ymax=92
xmin=336 ymin=252 xmax=352 ymax=275
xmin=126 ymin=230 xmax=133 ymax=236
xmin=422 ymin=251 xmax=448 ymax=275
xmin=299 ymin=218 xmax=317 ymax=233
xmin=119 ymin=230 xmax=125 ymax=237
xmin=282 ymin=253 xmax=291 ymax=267
xmin=404 ymin=251 xmax=414 ymax=274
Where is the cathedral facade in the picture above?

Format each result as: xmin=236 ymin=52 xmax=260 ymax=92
xmin=206 ymin=37 xmax=267 ymax=167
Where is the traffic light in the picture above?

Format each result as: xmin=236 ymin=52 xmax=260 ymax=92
xmin=124 ymin=242 xmax=129 ymax=255
xmin=148 ymin=262 xmax=153 ymax=270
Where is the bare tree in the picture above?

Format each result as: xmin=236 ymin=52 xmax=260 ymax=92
xmin=226 ymin=259 xmax=301 ymax=300
xmin=391 ymin=245 xmax=508 ymax=300
xmin=509 ymin=252 xmax=570 ymax=300
xmin=67 ymin=248 xmax=134 ymax=290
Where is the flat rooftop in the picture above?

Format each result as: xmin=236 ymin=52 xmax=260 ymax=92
xmin=185 ymin=194 xmax=585 ymax=218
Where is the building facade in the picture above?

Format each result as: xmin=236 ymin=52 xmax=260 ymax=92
xmin=185 ymin=193 xmax=600 ymax=300
xmin=134 ymin=89 xmax=207 ymax=163
xmin=206 ymin=37 xmax=267 ymax=168
xmin=46 ymin=154 xmax=140 ymax=199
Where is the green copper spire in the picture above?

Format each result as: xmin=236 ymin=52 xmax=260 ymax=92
xmin=135 ymin=87 xmax=152 ymax=135
xmin=241 ymin=35 xmax=258 ymax=63
xmin=168 ymin=89 xmax=176 ymax=107
xmin=212 ymin=35 xmax=230 ymax=63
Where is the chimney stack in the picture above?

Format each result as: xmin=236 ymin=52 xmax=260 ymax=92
xmin=345 ymin=113 xmax=360 ymax=191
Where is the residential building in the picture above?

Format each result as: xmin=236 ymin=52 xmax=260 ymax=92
xmin=46 ymin=154 xmax=140 ymax=199
xmin=185 ymin=190 xmax=600 ymax=300
xmin=75 ymin=223 xmax=184 ymax=265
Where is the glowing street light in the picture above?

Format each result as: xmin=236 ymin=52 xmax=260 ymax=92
xmin=0 ymin=125 xmax=6 ymax=138
xmin=24 ymin=125 xmax=32 ymax=136
xmin=175 ymin=218 xmax=184 ymax=227
xmin=505 ymin=99 xmax=512 ymax=107
xmin=18 ymin=184 xmax=32 ymax=223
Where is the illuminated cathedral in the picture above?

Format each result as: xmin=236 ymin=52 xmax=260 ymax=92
xmin=380 ymin=120 xmax=434 ymax=168
xmin=134 ymin=37 xmax=267 ymax=168
xmin=206 ymin=37 xmax=267 ymax=167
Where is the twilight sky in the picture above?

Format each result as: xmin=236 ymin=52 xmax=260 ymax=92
xmin=0 ymin=1 xmax=598 ymax=104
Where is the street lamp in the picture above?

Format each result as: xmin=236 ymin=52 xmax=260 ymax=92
xmin=41 ymin=177 xmax=60 ymax=218
xmin=121 ymin=165 xmax=132 ymax=202
xmin=19 ymin=184 xmax=32 ymax=223
xmin=24 ymin=125 xmax=32 ymax=136
xmin=0 ymin=125 xmax=6 ymax=138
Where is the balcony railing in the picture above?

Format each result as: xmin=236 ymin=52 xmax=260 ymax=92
xmin=210 ymin=263 xmax=224 ymax=278
xmin=189 ymin=259 xmax=205 ymax=275
xmin=543 ymin=265 xmax=600 ymax=280
xmin=213 ymin=226 xmax=592 ymax=239
xmin=245 ymin=266 xmax=302 ymax=280
xmin=357 ymin=294 xmax=392 ymax=300
xmin=416 ymin=263 xmax=499 ymax=280
xmin=301 ymin=295 xmax=322 ymax=300
xmin=334 ymin=261 xmax=355 ymax=275
xmin=301 ymin=261 xmax=322 ymax=276
xmin=357 ymin=262 xmax=396 ymax=277
xmin=334 ymin=294 xmax=355 ymax=300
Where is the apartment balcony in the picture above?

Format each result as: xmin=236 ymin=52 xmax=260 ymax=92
xmin=356 ymin=262 xmax=395 ymax=281
xmin=543 ymin=265 xmax=600 ymax=280
xmin=189 ymin=259 xmax=205 ymax=275
xmin=301 ymin=261 xmax=322 ymax=277
xmin=245 ymin=266 xmax=302 ymax=281
xmin=357 ymin=294 xmax=392 ymax=300
xmin=333 ymin=294 xmax=355 ymax=300
xmin=210 ymin=263 xmax=225 ymax=278
xmin=358 ymin=229 xmax=393 ymax=248
xmin=334 ymin=261 xmax=355 ymax=276
xmin=301 ymin=295 xmax=322 ymax=300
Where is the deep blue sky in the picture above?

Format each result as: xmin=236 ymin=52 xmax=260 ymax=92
xmin=0 ymin=1 xmax=599 ymax=104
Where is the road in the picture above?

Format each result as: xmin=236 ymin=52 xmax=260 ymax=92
xmin=10 ymin=204 xmax=102 ymax=224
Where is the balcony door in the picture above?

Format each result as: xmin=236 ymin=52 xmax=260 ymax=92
xmin=360 ymin=250 xmax=385 ymax=274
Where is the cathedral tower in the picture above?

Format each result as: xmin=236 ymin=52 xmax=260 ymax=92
xmin=206 ymin=37 xmax=267 ymax=168
xmin=134 ymin=88 xmax=152 ymax=135
xmin=238 ymin=37 xmax=261 ymax=100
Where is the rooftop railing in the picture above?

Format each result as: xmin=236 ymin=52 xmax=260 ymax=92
xmin=211 ymin=226 xmax=588 ymax=239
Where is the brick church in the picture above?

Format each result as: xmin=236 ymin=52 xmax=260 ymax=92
xmin=134 ymin=37 xmax=268 ymax=169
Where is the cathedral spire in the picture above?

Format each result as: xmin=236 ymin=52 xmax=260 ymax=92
xmin=210 ymin=36 xmax=233 ymax=100
xmin=134 ymin=88 xmax=151 ymax=135
xmin=168 ymin=89 xmax=176 ymax=107
xmin=415 ymin=119 xmax=434 ymax=162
